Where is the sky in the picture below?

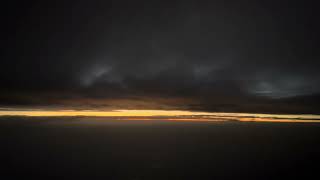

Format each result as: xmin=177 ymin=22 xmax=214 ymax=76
xmin=1 ymin=0 xmax=320 ymax=114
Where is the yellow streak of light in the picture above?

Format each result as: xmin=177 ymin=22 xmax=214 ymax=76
xmin=0 ymin=109 xmax=320 ymax=123
xmin=0 ymin=109 xmax=213 ymax=117
xmin=123 ymin=117 xmax=228 ymax=122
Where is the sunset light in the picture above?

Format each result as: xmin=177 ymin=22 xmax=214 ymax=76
xmin=1 ymin=109 xmax=319 ymax=123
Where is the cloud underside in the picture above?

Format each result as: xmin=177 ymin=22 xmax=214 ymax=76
xmin=1 ymin=1 xmax=320 ymax=114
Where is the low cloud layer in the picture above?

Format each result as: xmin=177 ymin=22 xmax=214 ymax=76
xmin=1 ymin=0 xmax=320 ymax=114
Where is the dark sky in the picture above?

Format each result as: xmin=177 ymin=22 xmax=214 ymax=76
xmin=1 ymin=0 xmax=320 ymax=114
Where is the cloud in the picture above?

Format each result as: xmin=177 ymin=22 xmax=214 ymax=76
xmin=0 ymin=0 xmax=319 ymax=114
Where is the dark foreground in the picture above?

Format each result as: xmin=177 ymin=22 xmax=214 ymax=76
xmin=1 ymin=117 xmax=320 ymax=180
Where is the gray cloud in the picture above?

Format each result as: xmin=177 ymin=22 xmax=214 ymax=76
xmin=1 ymin=0 xmax=319 ymax=114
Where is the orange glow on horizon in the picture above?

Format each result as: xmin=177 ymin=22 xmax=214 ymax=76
xmin=0 ymin=109 xmax=320 ymax=123
xmin=0 ymin=109 xmax=214 ymax=117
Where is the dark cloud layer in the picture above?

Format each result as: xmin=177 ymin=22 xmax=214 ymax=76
xmin=1 ymin=0 xmax=320 ymax=113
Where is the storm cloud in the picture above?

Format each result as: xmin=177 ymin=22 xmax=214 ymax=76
xmin=1 ymin=0 xmax=320 ymax=114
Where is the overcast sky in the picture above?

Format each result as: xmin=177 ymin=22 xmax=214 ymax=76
xmin=1 ymin=0 xmax=319 ymax=114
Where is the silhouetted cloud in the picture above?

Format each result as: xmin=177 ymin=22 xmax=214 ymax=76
xmin=1 ymin=0 xmax=319 ymax=114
